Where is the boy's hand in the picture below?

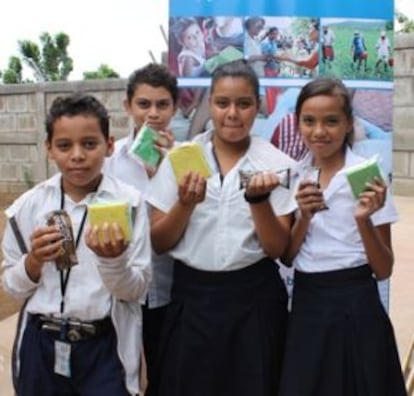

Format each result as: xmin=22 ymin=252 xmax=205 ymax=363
xmin=146 ymin=129 xmax=175 ymax=178
xmin=178 ymin=171 xmax=206 ymax=207
xmin=155 ymin=129 xmax=175 ymax=153
xmin=354 ymin=177 xmax=386 ymax=220
xmin=26 ymin=225 xmax=64 ymax=281
xmin=85 ymin=223 xmax=128 ymax=258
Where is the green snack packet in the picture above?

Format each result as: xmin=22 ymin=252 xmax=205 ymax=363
xmin=345 ymin=157 xmax=384 ymax=199
xmin=204 ymin=46 xmax=244 ymax=74
xmin=128 ymin=124 xmax=161 ymax=167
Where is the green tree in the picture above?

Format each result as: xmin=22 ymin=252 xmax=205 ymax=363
xmin=83 ymin=64 xmax=120 ymax=80
xmin=396 ymin=10 xmax=414 ymax=33
xmin=18 ymin=32 xmax=73 ymax=81
xmin=1 ymin=56 xmax=24 ymax=84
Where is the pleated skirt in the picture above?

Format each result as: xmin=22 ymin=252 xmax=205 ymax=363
xmin=278 ymin=265 xmax=407 ymax=396
xmin=147 ymin=257 xmax=288 ymax=396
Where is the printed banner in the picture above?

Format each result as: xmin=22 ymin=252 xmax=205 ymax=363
xmin=168 ymin=0 xmax=394 ymax=309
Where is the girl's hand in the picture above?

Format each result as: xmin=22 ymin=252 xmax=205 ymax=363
xmin=295 ymin=181 xmax=326 ymax=219
xmin=85 ymin=223 xmax=128 ymax=258
xmin=354 ymin=177 xmax=386 ymax=220
xmin=28 ymin=225 xmax=64 ymax=267
xmin=245 ymin=171 xmax=279 ymax=199
xmin=178 ymin=171 xmax=206 ymax=207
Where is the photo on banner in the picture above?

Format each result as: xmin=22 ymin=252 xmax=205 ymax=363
xmin=168 ymin=0 xmax=394 ymax=309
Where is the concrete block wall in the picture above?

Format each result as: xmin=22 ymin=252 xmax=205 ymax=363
xmin=393 ymin=33 xmax=414 ymax=196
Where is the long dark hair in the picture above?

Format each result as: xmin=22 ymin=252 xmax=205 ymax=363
xmin=295 ymin=77 xmax=354 ymax=147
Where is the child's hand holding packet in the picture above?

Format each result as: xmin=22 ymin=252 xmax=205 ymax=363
xmin=128 ymin=124 xmax=162 ymax=169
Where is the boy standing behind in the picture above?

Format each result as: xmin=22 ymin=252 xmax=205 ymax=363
xmin=2 ymin=93 xmax=151 ymax=396
xmin=105 ymin=63 xmax=178 ymax=389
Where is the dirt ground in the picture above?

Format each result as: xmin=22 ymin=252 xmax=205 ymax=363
xmin=0 ymin=193 xmax=23 ymax=320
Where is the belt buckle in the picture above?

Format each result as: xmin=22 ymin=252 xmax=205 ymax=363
xmin=67 ymin=328 xmax=82 ymax=342
xmin=41 ymin=322 xmax=60 ymax=332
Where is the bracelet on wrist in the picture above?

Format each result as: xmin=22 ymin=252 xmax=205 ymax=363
xmin=244 ymin=191 xmax=270 ymax=204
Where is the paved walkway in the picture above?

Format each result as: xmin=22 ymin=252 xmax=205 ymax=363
xmin=1 ymin=196 xmax=413 ymax=395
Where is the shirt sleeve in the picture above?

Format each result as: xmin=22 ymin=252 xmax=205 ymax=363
xmin=146 ymin=155 xmax=179 ymax=213
xmin=1 ymin=211 xmax=39 ymax=300
xmin=371 ymin=189 xmax=399 ymax=226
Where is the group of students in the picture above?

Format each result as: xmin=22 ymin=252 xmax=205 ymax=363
xmin=1 ymin=59 xmax=407 ymax=396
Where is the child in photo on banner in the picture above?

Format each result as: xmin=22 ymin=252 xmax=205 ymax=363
xmin=350 ymin=30 xmax=368 ymax=72
xmin=171 ymin=17 xmax=206 ymax=78
xmin=278 ymin=77 xmax=407 ymax=396
xmin=375 ymin=30 xmax=392 ymax=73
xmin=146 ymin=59 xmax=297 ymax=396
xmin=1 ymin=93 xmax=152 ymax=396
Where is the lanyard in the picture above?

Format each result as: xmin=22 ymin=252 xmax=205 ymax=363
xmin=211 ymin=145 xmax=224 ymax=185
xmin=58 ymin=183 xmax=88 ymax=314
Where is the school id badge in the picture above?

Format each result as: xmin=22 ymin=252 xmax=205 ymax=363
xmin=54 ymin=340 xmax=71 ymax=377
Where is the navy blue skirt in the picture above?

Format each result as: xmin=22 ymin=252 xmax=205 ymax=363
xmin=147 ymin=257 xmax=288 ymax=396
xmin=278 ymin=265 xmax=407 ymax=396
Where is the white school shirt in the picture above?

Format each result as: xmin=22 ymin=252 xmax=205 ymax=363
xmin=322 ymin=30 xmax=335 ymax=46
xmin=147 ymin=130 xmax=297 ymax=272
xmin=292 ymin=148 xmax=398 ymax=273
xmin=1 ymin=172 xmax=152 ymax=395
xmin=104 ymin=131 xmax=174 ymax=308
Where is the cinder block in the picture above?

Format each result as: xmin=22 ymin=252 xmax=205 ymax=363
xmin=0 ymin=146 xmax=8 ymax=162
xmin=393 ymin=79 xmax=414 ymax=106
xmin=9 ymin=146 xmax=30 ymax=162
xmin=0 ymin=163 xmax=19 ymax=180
xmin=17 ymin=114 xmax=37 ymax=131
xmin=0 ymin=96 xmax=5 ymax=112
xmin=110 ymin=114 xmax=129 ymax=133
xmin=0 ymin=114 xmax=16 ymax=132
xmin=6 ymin=95 xmax=28 ymax=113
xmin=29 ymin=146 xmax=39 ymax=162
xmin=393 ymin=130 xmax=414 ymax=151
xmin=393 ymin=151 xmax=410 ymax=177
xmin=27 ymin=94 xmax=37 ymax=112
xmin=393 ymin=178 xmax=414 ymax=196
xmin=99 ymin=91 xmax=124 ymax=111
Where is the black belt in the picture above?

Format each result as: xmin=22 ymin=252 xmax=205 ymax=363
xmin=28 ymin=313 xmax=113 ymax=342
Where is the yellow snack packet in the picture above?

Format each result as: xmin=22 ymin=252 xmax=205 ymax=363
xmin=168 ymin=142 xmax=211 ymax=184
xmin=88 ymin=201 xmax=132 ymax=243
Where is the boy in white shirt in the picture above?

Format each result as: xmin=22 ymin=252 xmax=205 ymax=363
xmin=2 ymin=93 xmax=151 ymax=396
xmin=104 ymin=63 xmax=178 ymax=391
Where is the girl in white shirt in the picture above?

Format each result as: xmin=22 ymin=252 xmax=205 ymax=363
xmin=278 ymin=78 xmax=406 ymax=396
xmin=146 ymin=59 xmax=297 ymax=396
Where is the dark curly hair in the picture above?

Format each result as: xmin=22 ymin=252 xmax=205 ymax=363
xmin=126 ymin=63 xmax=178 ymax=105
xmin=45 ymin=93 xmax=110 ymax=143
